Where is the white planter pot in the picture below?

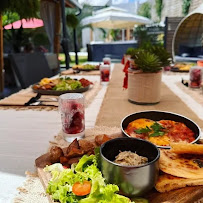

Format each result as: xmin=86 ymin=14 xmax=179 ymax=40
xmin=128 ymin=68 xmax=162 ymax=104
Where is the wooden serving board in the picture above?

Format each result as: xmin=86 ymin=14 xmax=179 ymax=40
xmin=35 ymin=139 xmax=203 ymax=203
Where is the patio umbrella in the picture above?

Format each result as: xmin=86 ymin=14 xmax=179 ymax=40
xmin=81 ymin=7 xmax=152 ymax=29
xmin=4 ymin=18 xmax=43 ymax=29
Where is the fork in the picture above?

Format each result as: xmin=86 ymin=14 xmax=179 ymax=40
xmin=39 ymin=98 xmax=58 ymax=102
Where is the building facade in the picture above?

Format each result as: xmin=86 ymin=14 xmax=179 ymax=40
xmin=149 ymin=0 xmax=202 ymax=23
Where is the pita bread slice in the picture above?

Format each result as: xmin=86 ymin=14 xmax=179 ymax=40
xmin=160 ymin=150 xmax=203 ymax=179
xmin=170 ymin=143 xmax=203 ymax=155
xmin=155 ymin=173 xmax=203 ymax=193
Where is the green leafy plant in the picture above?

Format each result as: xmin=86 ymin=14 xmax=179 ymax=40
xmin=66 ymin=13 xmax=79 ymax=29
xmin=109 ymin=29 xmax=120 ymax=41
xmin=2 ymin=11 xmax=19 ymax=26
xmin=138 ymin=42 xmax=171 ymax=67
xmin=0 ymin=0 xmax=39 ymax=18
xmin=182 ymin=0 xmax=192 ymax=16
xmin=138 ymin=2 xmax=151 ymax=19
xmin=134 ymin=25 xmax=157 ymax=47
xmin=155 ymin=0 xmax=163 ymax=21
xmin=125 ymin=48 xmax=136 ymax=56
xmin=148 ymin=45 xmax=171 ymax=67
xmin=133 ymin=50 xmax=162 ymax=73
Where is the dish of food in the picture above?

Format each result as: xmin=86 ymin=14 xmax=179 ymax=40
xmin=156 ymin=142 xmax=203 ymax=193
xmin=121 ymin=111 xmax=201 ymax=148
xmin=171 ymin=63 xmax=195 ymax=72
xmin=72 ymin=64 xmax=100 ymax=71
xmin=39 ymin=137 xmax=145 ymax=203
xmin=100 ymin=137 xmax=160 ymax=197
xmin=125 ymin=118 xmax=195 ymax=147
xmin=44 ymin=154 xmax=135 ymax=203
xmin=114 ymin=151 xmax=148 ymax=166
xmin=36 ymin=133 xmax=203 ymax=202
xmin=32 ymin=77 xmax=93 ymax=95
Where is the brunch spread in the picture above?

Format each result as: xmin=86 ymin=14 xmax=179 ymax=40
xmin=171 ymin=63 xmax=196 ymax=72
xmin=125 ymin=118 xmax=195 ymax=146
xmin=72 ymin=64 xmax=100 ymax=71
xmin=43 ymin=135 xmax=146 ymax=203
xmin=33 ymin=77 xmax=93 ymax=91
xmin=36 ymin=133 xmax=203 ymax=202
xmin=35 ymin=110 xmax=202 ymax=202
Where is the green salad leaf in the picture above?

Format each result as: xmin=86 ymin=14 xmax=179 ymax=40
xmin=45 ymin=154 xmax=134 ymax=203
xmin=53 ymin=78 xmax=82 ymax=91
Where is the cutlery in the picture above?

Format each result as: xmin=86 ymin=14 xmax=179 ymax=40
xmin=30 ymin=101 xmax=58 ymax=107
xmin=39 ymin=98 xmax=58 ymax=102
xmin=24 ymin=93 xmax=41 ymax=106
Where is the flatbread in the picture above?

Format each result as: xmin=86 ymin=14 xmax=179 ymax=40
xmin=155 ymin=173 xmax=203 ymax=193
xmin=160 ymin=150 xmax=203 ymax=179
xmin=170 ymin=143 xmax=203 ymax=155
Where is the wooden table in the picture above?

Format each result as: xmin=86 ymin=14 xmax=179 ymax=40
xmin=0 ymin=73 xmax=107 ymax=202
xmin=0 ymin=63 xmax=202 ymax=202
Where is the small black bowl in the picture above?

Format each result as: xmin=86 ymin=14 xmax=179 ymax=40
xmin=100 ymin=137 xmax=160 ymax=197
xmin=121 ymin=110 xmax=201 ymax=149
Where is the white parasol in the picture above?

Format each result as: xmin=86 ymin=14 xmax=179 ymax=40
xmin=81 ymin=6 xmax=152 ymax=29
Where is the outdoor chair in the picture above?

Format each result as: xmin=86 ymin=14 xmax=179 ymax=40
xmin=44 ymin=53 xmax=60 ymax=75
xmin=172 ymin=4 xmax=203 ymax=62
xmin=9 ymin=53 xmax=53 ymax=89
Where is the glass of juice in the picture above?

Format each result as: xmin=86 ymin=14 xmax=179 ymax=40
xmin=100 ymin=64 xmax=110 ymax=85
xmin=103 ymin=57 xmax=111 ymax=65
xmin=189 ymin=66 xmax=202 ymax=88
xmin=58 ymin=93 xmax=85 ymax=142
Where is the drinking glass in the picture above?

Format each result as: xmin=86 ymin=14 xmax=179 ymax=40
xmin=59 ymin=93 xmax=85 ymax=142
xmin=100 ymin=64 xmax=110 ymax=85
xmin=189 ymin=66 xmax=202 ymax=88
xmin=103 ymin=57 xmax=111 ymax=65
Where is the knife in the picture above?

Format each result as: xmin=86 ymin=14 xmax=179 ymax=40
xmin=24 ymin=93 xmax=41 ymax=106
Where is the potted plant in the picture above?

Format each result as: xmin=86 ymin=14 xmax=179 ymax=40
xmin=127 ymin=45 xmax=171 ymax=104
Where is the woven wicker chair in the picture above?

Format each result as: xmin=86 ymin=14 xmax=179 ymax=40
xmin=172 ymin=4 xmax=203 ymax=62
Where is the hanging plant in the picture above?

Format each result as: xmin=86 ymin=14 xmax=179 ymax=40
xmin=0 ymin=0 xmax=39 ymax=18
xmin=66 ymin=13 xmax=79 ymax=29
xmin=138 ymin=2 xmax=151 ymax=19
xmin=182 ymin=0 xmax=192 ymax=16
xmin=155 ymin=0 xmax=163 ymax=21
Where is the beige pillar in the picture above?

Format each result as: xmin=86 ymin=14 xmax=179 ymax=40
xmin=90 ymin=29 xmax=93 ymax=41
xmin=126 ymin=27 xmax=130 ymax=41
